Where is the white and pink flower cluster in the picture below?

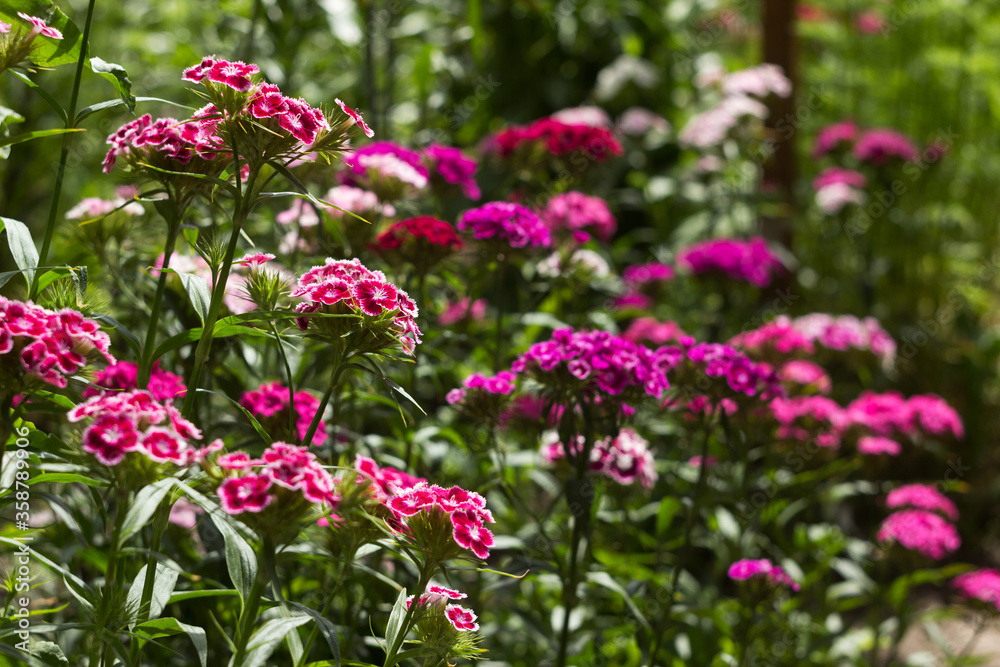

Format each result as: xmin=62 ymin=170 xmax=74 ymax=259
xmin=423 ymin=144 xmax=481 ymax=200
xmin=68 ymin=390 xmax=218 ymax=467
xmin=217 ymin=442 xmax=338 ymax=514
xmin=0 ymin=297 xmax=114 ymax=391
xmin=103 ymin=113 xmax=226 ymax=174
xmin=355 ymin=456 xmax=495 ymax=560
xmin=407 ymin=585 xmax=480 ymax=632
xmin=83 ymin=361 xmax=186 ymax=402
xmin=878 ymin=485 xmax=961 ymax=560
xmin=813 ymin=166 xmax=868 ymax=214
xmin=662 ymin=340 xmax=783 ymax=401
xmin=541 ymin=428 xmax=657 ymax=489
xmin=541 ymin=191 xmax=617 ymax=244
xmin=790 ymin=313 xmax=897 ymax=369
xmin=446 ymin=370 xmax=518 ymax=405
xmin=292 ymin=258 xmax=421 ymax=354
xmin=0 ymin=12 xmax=63 ymax=39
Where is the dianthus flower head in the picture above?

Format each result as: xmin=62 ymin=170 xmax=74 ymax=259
xmin=335 ymin=98 xmax=374 ymax=138
xmin=728 ymin=318 xmax=815 ymax=363
xmin=663 ymin=340 xmax=784 ymax=405
xmin=857 ymin=435 xmax=901 ymax=456
xmin=492 ymin=117 xmax=623 ymax=162
xmin=790 ymin=313 xmax=896 ymax=370
xmin=622 ymin=318 xmax=686 ymax=346
xmin=510 ymin=328 xmax=670 ymax=409
xmin=344 ymin=141 xmax=428 ymax=200
xmin=769 ymin=395 xmax=845 ymax=448
xmin=82 ymin=361 xmax=185 ymax=403
xmin=853 ymin=128 xmax=919 ymax=165
xmin=291 ymin=258 xmax=421 ymax=356
xmin=17 ymin=12 xmax=62 ymax=39
xmin=813 ymin=167 xmax=867 ymax=191
xmin=542 ymin=191 xmax=617 ymax=243
xmin=886 ymin=484 xmax=959 ymax=521
xmin=720 ymin=64 xmax=792 ymax=98
xmin=458 ymin=201 xmax=551 ymax=250
xmin=878 ymin=509 xmax=960 ymax=560
xmin=67 ymin=390 xmax=218 ymax=473
xmin=727 ymin=558 xmax=800 ymax=591
xmin=371 ymin=216 xmax=464 ymax=273
xmin=777 ymin=360 xmax=831 ymax=395
xmin=423 ymin=144 xmax=480 ymax=199
xmin=952 ymin=569 xmax=1000 ymax=610
xmin=676 ymin=236 xmax=784 ymax=287
xmin=812 ymin=121 xmax=857 ymax=158
xmin=541 ymin=428 xmax=657 ymax=489
xmin=240 ymin=381 xmax=328 ymax=446
xmin=0 ymin=297 xmax=114 ymax=395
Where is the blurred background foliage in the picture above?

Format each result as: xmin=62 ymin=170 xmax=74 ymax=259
xmin=2 ymin=0 xmax=1000 ymax=606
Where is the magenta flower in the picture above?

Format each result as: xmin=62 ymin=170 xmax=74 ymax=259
xmin=853 ymin=128 xmax=919 ymax=165
xmin=380 ymin=481 xmax=495 ymax=560
xmin=81 ymin=414 xmax=140 ymax=466
xmin=423 ymin=144 xmax=480 ymax=199
xmin=445 ymin=605 xmax=480 ymax=632
xmin=438 ymin=298 xmax=487 ymax=326
xmin=234 ymin=252 xmax=276 ymax=267
xmin=778 ymin=360 xmax=831 ymax=394
xmin=676 ymin=237 xmax=784 ymax=288
xmin=622 ymin=318 xmax=686 ymax=345
xmin=219 ymin=475 xmax=274 ymax=514
xmin=813 ymin=121 xmax=857 ymax=158
xmin=206 ymin=59 xmax=260 ymax=92
xmin=335 ymin=98 xmax=375 ymax=138
xmin=727 ymin=558 xmax=800 ymax=591
xmin=878 ymin=509 xmax=961 ymax=559
xmin=542 ymin=191 xmax=617 ymax=243
xmin=458 ymin=201 xmax=551 ymax=249
xmin=886 ymin=484 xmax=959 ymax=521
xmin=83 ymin=361 xmax=186 ymax=403
xmin=542 ymin=428 xmax=658 ymax=489
xmin=813 ymin=167 xmax=867 ymax=191
xmin=857 ymin=435 xmax=901 ymax=456
xmin=241 ymin=381 xmax=328 ymax=446
xmin=952 ymin=569 xmax=1000 ymax=610
xmin=182 ymin=57 xmax=216 ymax=83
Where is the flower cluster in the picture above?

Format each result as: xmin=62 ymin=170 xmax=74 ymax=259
xmin=777 ymin=360 xmax=831 ymax=395
xmin=292 ymin=258 xmax=421 ymax=355
xmin=83 ymin=361 xmax=186 ymax=402
xmin=886 ymin=484 xmax=958 ymax=521
xmin=813 ymin=121 xmax=858 ymax=158
xmin=446 ymin=371 xmax=518 ymax=425
xmin=345 ymin=141 xmax=428 ymax=198
xmin=216 ymin=442 xmax=339 ymax=515
xmin=853 ymin=128 xmax=919 ymax=165
xmin=423 ymin=144 xmax=481 ymax=199
xmin=952 ymin=570 xmax=1000 ymax=611
xmin=676 ymin=237 xmax=784 ymax=287
xmin=877 ymin=508 xmax=960 ymax=560
xmin=541 ymin=191 xmax=617 ymax=244
xmin=729 ymin=320 xmax=815 ymax=362
xmin=510 ymin=328 xmax=671 ymax=404
xmin=240 ymin=381 xmax=327 ymax=446
xmin=438 ymin=298 xmax=487 ymax=326
xmin=458 ymin=202 xmax=551 ymax=249
xmin=65 ymin=194 xmax=144 ymax=220
xmin=493 ymin=117 xmax=623 ymax=161
xmin=813 ymin=166 xmax=868 ymax=214
xmin=383 ymin=481 xmax=496 ymax=560
xmin=0 ymin=13 xmax=63 ymax=72
xmin=407 ymin=585 xmax=480 ymax=632
xmin=622 ymin=318 xmax=686 ymax=346
xmin=540 ymin=428 xmax=657 ymax=489
xmin=789 ymin=313 xmax=896 ymax=369
xmin=845 ymin=391 xmax=964 ymax=441
xmin=727 ymin=558 xmax=800 ymax=591
xmin=666 ymin=341 xmax=783 ymax=402
xmin=720 ymin=64 xmax=793 ymax=98
xmin=354 ymin=454 xmax=426 ymax=502
xmin=102 ymin=113 xmax=227 ymax=175
xmin=0 ymin=297 xmax=114 ymax=392
xmin=67 ymin=390 xmax=217 ymax=468
xmin=372 ymin=216 xmax=465 ymax=273
xmin=769 ymin=396 xmax=847 ymax=448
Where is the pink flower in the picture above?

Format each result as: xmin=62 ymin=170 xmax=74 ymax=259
xmin=82 ymin=414 xmax=140 ymax=466
xmin=855 ymin=11 xmax=885 ymax=34
xmin=778 ymin=360 xmax=831 ymax=394
xmin=451 ymin=511 xmax=495 ymax=559
xmin=438 ymin=298 xmax=487 ymax=326
xmin=427 ymin=585 xmax=467 ymax=600
xmin=857 ymin=436 xmax=901 ymax=456
xmin=458 ymin=201 xmax=551 ymax=249
xmin=141 ymin=428 xmax=189 ymax=464
xmin=207 ymin=59 xmax=260 ymax=92
xmin=0 ymin=21 xmax=10 ymax=33
xmin=886 ymin=484 xmax=959 ymax=521
xmin=906 ymin=394 xmax=964 ymax=439
xmin=423 ymin=144 xmax=480 ymax=199
xmin=813 ymin=121 xmax=857 ymax=158
xmin=727 ymin=558 xmax=801 ymax=591
xmin=335 ymin=98 xmax=375 ymax=138
xmin=623 ymin=318 xmax=686 ymax=345
xmin=168 ymin=498 xmax=203 ymax=529
xmin=17 ymin=12 xmax=62 ymax=39
xmin=853 ymin=128 xmax=919 ymax=165
xmin=352 ymin=280 xmax=399 ymax=316
xmin=542 ymin=192 xmax=617 ymax=242
xmin=677 ymin=237 xmax=784 ymax=288
xmin=952 ymin=569 xmax=1000 ymax=609
xmin=218 ymin=452 xmax=255 ymax=469
xmin=218 ymin=475 xmax=274 ymax=514
xmin=445 ymin=604 xmax=480 ymax=632
xmin=182 ymin=57 xmax=216 ymax=83
xmin=234 ymin=252 xmax=276 ymax=267
xmin=878 ymin=510 xmax=961 ymax=559
xmin=813 ymin=167 xmax=867 ymax=191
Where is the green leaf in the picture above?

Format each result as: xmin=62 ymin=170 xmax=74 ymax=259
xmin=242 ymin=615 xmax=312 ymax=667
xmin=134 ymin=617 xmax=207 ymax=667
xmin=25 ymin=640 xmax=67 ymax=666
xmin=0 ymin=1 xmax=83 ymax=68
xmin=289 ymin=602 xmax=341 ymax=666
xmin=208 ymin=513 xmax=258 ymax=605
xmin=0 ymin=127 xmax=84 ymax=150
xmin=120 ymin=478 xmax=174 ymax=544
xmin=383 ymin=589 xmax=408 ymax=652
xmin=0 ymin=104 xmax=25 ymax=160
xmin=126 ymin=563 xmax=178 ymax=629
xmin=166 ymin=589 xmax=240 ymax=605
xmin=7 ymin=70 xmax=67 ymax=124
xmin=585 ymin=571 xmax=650 ymax=629
xmin=0 ymin=216 xmax=39 ymax=288
xmin=75 ymin=96 xmax=196 ymax=125
xmin=155 ymin=268 xmax=211 ymax=324
xmin=91 ymin=312 xmax=142 ymax=355
xmin=192 ymin=388 xmax=272 ymax=444
xmin=89 ymin=57 xmax=135 ymax=113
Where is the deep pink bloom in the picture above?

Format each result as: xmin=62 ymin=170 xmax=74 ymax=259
xmin=878 ymin=509 xmax=961 ymax=559
xmin=445 ymin=604 xmax=480 ymax=632
xmin=423 ymin=144 xmax=480 ymax=199
xmin=813 ymin=121 xmax=857 ymax=158
xmin=853 ymin=128 xmax=919 ymax=164
xmin=952 ymin=569 xmax=1000 ymax=609
xmin=886 ymin=484 xmax=959 ymax=521
xmin=207 ymin=59 xmax=260 ymax=92
xmin=218 ymin=475 xmax=274 ymax=514
xmin=458 ymin=202 xmax=551 ymax=249
xmin=218 ymin=452 xmax=255 ymax=469
xmin=778 ymin=360 xmax=831 ymax=394
xmin=857 ymin=435 xmax=901 ymax=456
xmin=677 ymin=237 xmax=784 ymax=288
xmin=83 ymin=361 xmax=186 ymax=402
xmin=813 ymin=167 xmax=867 ymax=191
xmin=335 ymin=98 xmax=374 ymax=138
xmin=623 ymin=318 xmax=686 ymax=345
xmin=451 ymin=515 xmax=495 ymax=559
xmin=906 ymin=394 xmax=964 ymax=439
xmin=182 ymin=57 xmax=215 ymax=83
xmin=438 ymin=298 xmax=487 ymax=326
xmin=234 ymin=252 xmax=276 ymax=267
xmin=81 ymin=414 xmax=140 ymax=466
xmin=428 ymin=585 xmax=466 ymax=600
xmin=728 ymin=558 xmax=800 ymax=591
xmin=542 ymin=191 xmax=616 ymax=242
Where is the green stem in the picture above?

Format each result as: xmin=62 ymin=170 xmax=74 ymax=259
xmin=89 ymin=491 xmax=128 ymax=667
xmin=492 ymin=257 xmax=507 ymax=372
xmin=29 ymin=0 xmax=98 ymax=300
xmin=670 ymin=412 xmax=715 ymax=596
xmin=268 ymin=320 xmax=297 ymax=442
xmin=139 ymin=216 xmax=182 ymax=388
xmin=181 ymin=170 xmax=256 ymax=417
xmin=296 ymin=548 xmax=356 ymax=667
xmin=302 ymin=362 xmax=345 ymax=449
xmin=127 ymin=500 xmax=171 ymax=663
xmin=231 ymin=541 xmax=274 ymax=667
